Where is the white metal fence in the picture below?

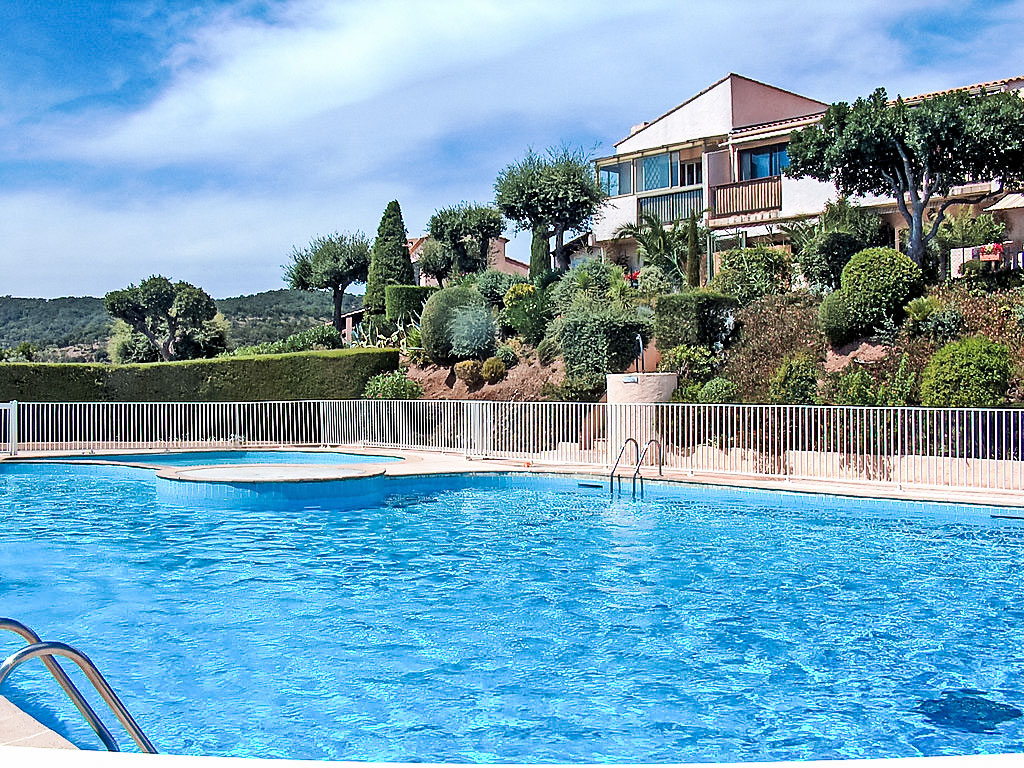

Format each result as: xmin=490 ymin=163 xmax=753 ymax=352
xmin=4 ymin=400 xmax=1024 ymax=492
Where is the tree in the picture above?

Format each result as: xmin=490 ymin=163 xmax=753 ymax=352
xmin=613 ymin=211 xmax=688 ymax=284
xmin=495 ymin=146 xmax=607 ymax=276
xmin=364 ymin=200 xmax=414 ymax=315
xmin=284 ymin=231 xmax=370 ymax=332
xmin=787 ymin=87 xmax=1024 ymax=267
xmin=427 ymin=203 xmax=504 ymax=275
xmin=685 ymin=211 xmax=701 ymax=287
xmin=104 ymin=276 xmax=224 ymax=362
xmin=416 ymin=239 xmax=454 ymax=286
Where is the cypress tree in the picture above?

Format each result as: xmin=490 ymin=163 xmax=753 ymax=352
xmin=686 ymin=211 xmax=701 ymax=287
xmin=529 ymin=226 xmax=551 ymax=280
xmin=365 ymin=200 xmax=415 ymax=315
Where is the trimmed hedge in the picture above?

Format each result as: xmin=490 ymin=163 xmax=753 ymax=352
xmin=654 ymin=291 xmax=738 ymax=351
xmin=0 ymin=348 xmax=398 ymax=402
xmin=560 ymin=315 xmax=653 ymax=377
xmin=920 ymin=336 xmax=1012 ymax=407
xmin=385 ymin=285 xmax=437 ymax=323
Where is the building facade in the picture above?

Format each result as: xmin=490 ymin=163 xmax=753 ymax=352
xmin=592 ymin=73 xmax=1024 ymax=276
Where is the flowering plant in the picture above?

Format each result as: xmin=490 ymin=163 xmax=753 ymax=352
xmin=978 ymin=242 xmax=1005 ymax=260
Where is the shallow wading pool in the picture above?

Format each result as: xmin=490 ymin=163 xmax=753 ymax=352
xmin=1 ymin=463 xmax=1023 ymax=762
xmin=25 ymin=449 xmax=401 ymax=467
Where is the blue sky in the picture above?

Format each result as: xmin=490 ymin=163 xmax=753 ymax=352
xmin=1 ymin=0 xmax=1021 ymax=298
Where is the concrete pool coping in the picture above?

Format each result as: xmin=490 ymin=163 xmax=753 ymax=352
xmin=2 ymin=446 xmax=1024 ymax=761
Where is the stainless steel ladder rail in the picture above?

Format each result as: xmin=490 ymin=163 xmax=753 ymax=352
xmin=631 ymin=439 xmax=664 ymax=499
xmin=609 ymin=438 xmax=640 ymax=495
xmin=0 ymin=619 xmax=156 ymax=753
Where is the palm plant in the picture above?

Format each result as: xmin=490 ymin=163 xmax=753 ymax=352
xmin=613 ymin=211 xmax=689 ymax=285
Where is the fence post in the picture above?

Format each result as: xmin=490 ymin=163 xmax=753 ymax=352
xmin=9 ymin=400 xmax=17 ymax=456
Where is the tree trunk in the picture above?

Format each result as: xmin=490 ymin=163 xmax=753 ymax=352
xmin=529 ymin=227 xmax=551 ymax=280
xmin=332 ymin=286 xmax=344 ymax=333
xmin=552 ymin=224 xmax=569 ymax=271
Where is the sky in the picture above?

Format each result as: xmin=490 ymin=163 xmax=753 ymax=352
xmin=1 ymin=0 xmax=1022 ymax=298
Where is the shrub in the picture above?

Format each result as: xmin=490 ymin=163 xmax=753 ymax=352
xmin=449 ymin=305 xmax=496 ymax=360
xmin=559 ymin=314 xmax=653 ymax=377
xmin=708 ymin=246 xmax=791 ymax=305
xmin=654 ymin=291 xmax=738 ymax=351
xmin=841 ymin=247 xmax=924 ymax=334
xmin=832 ymin=366 xmax=877 ymax=406
xmin=656 ymin=345 xmax=716 ymax=382
xmin=453 ymin=359 xmax=484 ymax=387
xmin=384 ymin=285 xmax=437 ymax=324
xmin=495 ymin=343 xmax=518 ymax=369
xmin=818 ymin=290 xmax=857 ymax=346
xmin=550 ymin=259 xmax=624 ymax=314
xmin=419 ymin=286 xmax=485 ymax=363
xmin=544 ymin=372 xmax=607 ymax=403
xmin=637 ymin=266 xmax=674 ymax=297
xmin=476 ymin=269 xmax=527 ymax=307
xmin=918 ymin=307 xmax=965 ymax=344
xmin=362 ymin=368 xmax=423 ymax=399
xmin=231 ymin=324 xmax=343 ymax=356
xmin=798 ymin=232 xmax=863 ymax=291
xmin=502 ymin=283 xmax=550 ymax=345
xmin=920 ymin=336 xmax=1012 ymax=407
xmin=697 ymin=376 xmax=738 ymax=404
xmin=537 ymin=334 xmax=561 ymax=366
xmin=670 ymin=381 xmax=702 ymax=403
xmin=768 ymin=353 xmax=820 ymax=404
xmin=0 ymin=349 xmax=398 ymax=402
xmin=481 ymin=356 xmax=507 ymax=384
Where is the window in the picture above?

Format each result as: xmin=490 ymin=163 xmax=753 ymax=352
xmin=739 ymin=143 xmax=789 ymax=180
xmin=598 ymin=162 xmax=632 ymax=196
xmin=641 ymin=153 xmax=672 ymax=191
xmin=682 ymin=160 xmax=702 ymax=187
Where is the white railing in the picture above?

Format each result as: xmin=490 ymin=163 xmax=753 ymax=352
xmin=5 ymin=400 xmax=1024 ymax=492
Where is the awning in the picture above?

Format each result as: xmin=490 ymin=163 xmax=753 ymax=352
xmin=986 ymin=193 xmax=1024 ymax=211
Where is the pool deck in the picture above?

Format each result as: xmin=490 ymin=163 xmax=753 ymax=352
xmin=3 ymin=446 xmax=1024 ymax=761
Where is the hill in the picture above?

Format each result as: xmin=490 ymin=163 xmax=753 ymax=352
xmin=0 ymin=289 xmax=362 ymax=361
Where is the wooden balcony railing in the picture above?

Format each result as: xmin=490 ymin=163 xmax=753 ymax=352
xmin=711 ymin=176 xmax=782 ymax=217
xmin=637 ymin=188 xmax=704 ymax=222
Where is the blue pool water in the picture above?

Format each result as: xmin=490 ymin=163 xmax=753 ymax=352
xmin=1 ymin=464 xmax=1023 ymax=762
xmin=31 ymin=450 xmax=400 ymax=466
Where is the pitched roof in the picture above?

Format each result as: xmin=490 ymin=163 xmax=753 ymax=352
xmin=900 ymin=76 xmax=1024 ymax=104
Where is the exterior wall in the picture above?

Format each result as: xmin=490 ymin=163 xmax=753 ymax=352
xmin=593 ymin=195 xmax=637 ymax=242
xmin=779 ymin=176 xmax=837 ymax=219
xmin=730 ymin=76 xmax=825 ymax=128
xmin=616 ymin=80 xmax=734 ymax=154
xmin=410 ymin=236 xmax=522 ymax=286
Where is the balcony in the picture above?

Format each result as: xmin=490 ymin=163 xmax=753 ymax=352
xmin=637 ymin=188 xmax=703 ymax=223
xmin=710 ymin=176 xmax=782 ymax=217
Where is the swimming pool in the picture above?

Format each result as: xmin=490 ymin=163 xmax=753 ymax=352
xmin=24 ymin=449 xmax=400 ymax=467
xmin=1 ymin=463 xmax=1023 ymax=762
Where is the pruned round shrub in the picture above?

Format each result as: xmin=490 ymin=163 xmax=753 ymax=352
xmin=768 ymin=353 xmax=821 ymax=404
xmin=559 ymin=313 xmax=653 ymax=377
xmin=362 ymin=368 xmax=423 ymax=399
xmin=453 ymin=359 xmax=484 ymax=387
xmin=449 ymin=305 xmax=496 ymax=360
xmin=481 ymin=356 xmax=507 ymax=384
xmin=840 ymin=247 xmax=924 ymax=333
xmin=476 ymin=269 xmax=527 ymax=307
xmin=495 ymin=343 xmax=518 ymax=369
xmin=420 ymin=286 xmax=485 ymax=363
xmin=920 ymin=336 xmax=1012 ymax=407
xmin=697 ymin=376 xmax=738 ymax=404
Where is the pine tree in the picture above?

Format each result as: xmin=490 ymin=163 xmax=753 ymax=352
xmin=686 ymin=211 xmax=701 ymax=288
xmin=364 ymin=200 xmax=414 ymax=315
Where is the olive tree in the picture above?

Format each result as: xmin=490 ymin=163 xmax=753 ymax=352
xmin=284 ymin=231 xmax=370 ymax=332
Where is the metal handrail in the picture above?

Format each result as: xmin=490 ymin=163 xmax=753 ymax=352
xmin=609 ymin=437 xmax=640 ymax=495
xmin=632 ymin=439 xmax=664 ymax=499
xmin=0 ymin=618 xmax=118 ymax=751
xmin=0 ymin=638 xmax=157 ymax=753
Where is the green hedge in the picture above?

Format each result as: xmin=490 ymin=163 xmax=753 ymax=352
xmin=385 ymin=285 xmax=437 ymax=323
xmin=920 ymin=336 xmax=1012 ymax=407
xmin=654 ymin=291 xmax=738 ymax=351
xmin=560 ymin=315 xmax=653 ymax=377
xmin=0 ymin=348 xmax=398 ymax=402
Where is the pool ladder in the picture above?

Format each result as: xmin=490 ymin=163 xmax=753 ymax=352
xmin=609 ymin=438 xmax=663 ymax=498
xmin=0 ymin=618 xmax=157 ymax=753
